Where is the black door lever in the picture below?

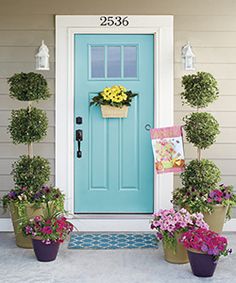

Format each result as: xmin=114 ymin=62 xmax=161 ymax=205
xmin=76 ymin=129 xmax=83 ymax=158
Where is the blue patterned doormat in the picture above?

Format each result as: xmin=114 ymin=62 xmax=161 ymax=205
xmin=68 ymin=233 xmax=158 ymax=250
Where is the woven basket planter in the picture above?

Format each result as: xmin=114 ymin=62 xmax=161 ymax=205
xmin=101 ymin=105 xmax=128 ymax=118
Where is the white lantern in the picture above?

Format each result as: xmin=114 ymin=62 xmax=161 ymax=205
xmin=35 ymin=40 xmax=50 ymax=71
xmin=181 ymin=42 xmax=195 ymax=71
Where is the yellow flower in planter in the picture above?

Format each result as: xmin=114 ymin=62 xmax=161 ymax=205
xmin=90 ymin=84 xmax=138 ymax=113
xmin=111 ymin=85 xmax=120 ymax=95
xmin=121 ymin=92 xmax=128 ymax=100
xmin=119 ymin=85 xmax=127 ymax=92
xmin=103 ymin=88 xmax=111 ymax=95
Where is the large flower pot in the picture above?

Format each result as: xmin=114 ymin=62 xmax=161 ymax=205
xmin=9 ymin=203 xmax=45 ymax=249
xmin=187 ymin=249 xmax=218 ymax=277
xmin=101 ymin=105 xmax=128 ymax=118
xmin=203 ymin=205 xmax=228 ymax=233
xmin=163 ymin=234 xmax=188 ymax=264
xmin=32 ymin=239 xmax=60 ymax=262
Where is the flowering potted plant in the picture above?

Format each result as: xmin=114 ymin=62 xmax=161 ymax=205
xmin=22 ymin=206 xmax=73 ymax=262
xmin=2 ymin=185 xmax=64 ymax=248
xmin=151 ymin=208 xmax=208 ymax=264
xmin=0 ymin=72 xmax=63 ymax=248
xmin=204 ymin=184 xmax=236 ymax=232
xmin=173 ymin=183 xmax=236 ymax=233
xmin=180 ymin=228 xmax=232 ymax=277
xmin=90 ymin=85 xmax=137 ymax=118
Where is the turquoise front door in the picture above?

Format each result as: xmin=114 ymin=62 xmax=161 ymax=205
xmin=74 ymin=34 xmax=154 ymax=213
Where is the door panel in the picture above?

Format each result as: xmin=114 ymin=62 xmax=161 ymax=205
xmin=74 ymin=34 xmax=154 ymax=213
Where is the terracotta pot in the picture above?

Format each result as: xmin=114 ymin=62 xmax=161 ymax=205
xmin=203 ymin=205 xmax=228 ymax=233
xmin=32 ymin=239 xmax=60 ymax=262
xmin=163 ymin=234 xmax=189 ymax=264
xmin=187 ymin=249 xmax=218 ymax=277
xmin=101 ymin=105 xmax=128 ymax=118
xmin=9 ymin=202 xmax=45 ymax=249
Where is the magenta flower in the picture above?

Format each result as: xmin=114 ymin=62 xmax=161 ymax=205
xmin=25 ymin=226 xmax=33 ymax=235
xmin=41 ymin=226 xmax=53 ymax=235
xmin=180 ymin=228 xmax=231 ymax=259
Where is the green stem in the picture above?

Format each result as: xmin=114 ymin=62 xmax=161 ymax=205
xmin=197 ymin=148 xmax=201 ymax=161
xmin=196 ymin=107 xmax=201 ymax=161
xmin=27 ymin=101 xmax=33 ymax=158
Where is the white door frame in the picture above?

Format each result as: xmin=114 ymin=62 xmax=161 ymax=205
xmin=55 ymin=15 xmax=174 ymax=231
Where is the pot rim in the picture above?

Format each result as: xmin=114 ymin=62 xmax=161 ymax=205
xmin=187 ymin=248 xmax=206 ymax=254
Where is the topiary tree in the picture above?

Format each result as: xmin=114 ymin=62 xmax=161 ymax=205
xmin=7 ymin=72 xmax=51 ymax=189
xmin=172 ymin=71 xmax=221 ymax=213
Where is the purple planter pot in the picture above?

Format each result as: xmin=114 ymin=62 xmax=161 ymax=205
xmin=32 ymin=239 xmax=60 ymax=262
xmin=187 ymin=250 xmax=218 ymax=277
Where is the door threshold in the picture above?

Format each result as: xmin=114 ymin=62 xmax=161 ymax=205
xmin=69 ymin=217 xmax=152 ymax=232
xmin=73 ymin=214 xmax=153 ymax=219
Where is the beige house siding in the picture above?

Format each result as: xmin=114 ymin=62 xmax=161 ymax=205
xmin=0 ymin=0 xmax=236 ymax=218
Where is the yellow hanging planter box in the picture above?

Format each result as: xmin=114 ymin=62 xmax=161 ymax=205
xmin=101 ymin=105 xmax=129 ymax=118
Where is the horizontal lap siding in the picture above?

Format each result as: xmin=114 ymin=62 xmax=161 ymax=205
xmin=0 ymin=0 xmax=236 ymax=217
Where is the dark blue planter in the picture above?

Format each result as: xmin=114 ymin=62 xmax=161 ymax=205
xmin=32 ymin=239 xmax=60 ymax=262
xmin=187 ymin=250 xmax=218 ymax=277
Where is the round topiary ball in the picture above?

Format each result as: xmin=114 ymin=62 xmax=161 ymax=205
xmin=12 ymin=155 xmax=51 ymax=191
xmin=184 ymin=112 xmax=220 ymax=149
xmin=181 ymin=159 xmax=221 ymax=192
xmin=8 ymin=72 xmax=51 ymax=101
xmin=8 ymin=107 xmax=48 ymax=144
xmin=181 ymin=72 xmax=219 ymax=108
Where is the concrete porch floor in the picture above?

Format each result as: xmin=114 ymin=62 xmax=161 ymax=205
xmin=0 ymin=232 xmax=235 ymax=283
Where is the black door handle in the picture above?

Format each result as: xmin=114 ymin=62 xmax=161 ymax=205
xmin=76 ymin=129 xmax=83 ymax=158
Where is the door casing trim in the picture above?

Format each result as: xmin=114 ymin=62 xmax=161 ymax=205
xmin=56 ymin=16 xmax=174 ymax=228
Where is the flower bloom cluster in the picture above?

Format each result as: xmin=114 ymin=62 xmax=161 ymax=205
xmin=90 ymin=85 xmax=137 ymax=108
xmin=151 ymin=208 xmax=209 ymax=240
xmin=180 ymin=228 xmax=232 ymax=259
xmin=207 ymin=184 xmax=233 ymax=204
xmin=23 ymin=215 xmax=73 ymax=244
xmin=2 ymin=185 xmax=64 ymax=207
xmin=101 ymin=85 xmax=128 ymax=103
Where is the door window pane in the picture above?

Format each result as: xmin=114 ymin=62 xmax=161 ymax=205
xmin=124 ymin=46 xmax=137 ymax=78
xmin=91 ymin=46 xmax=105 ymax=78
xmin=107 ymin=46 xmax=121 ymax=78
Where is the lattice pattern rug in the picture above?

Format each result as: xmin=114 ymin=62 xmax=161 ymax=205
xmin=68 ymin=233 xmax=158 ymax=250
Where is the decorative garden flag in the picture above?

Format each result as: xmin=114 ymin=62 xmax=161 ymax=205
xmin=150 ymin=126 xmax=185 ymax=174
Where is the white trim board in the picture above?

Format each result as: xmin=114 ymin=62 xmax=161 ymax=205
xmin=1 ymin=218 xmax=236 ymax=232
xmin=55 ymin=15 xmax=174 ymax=229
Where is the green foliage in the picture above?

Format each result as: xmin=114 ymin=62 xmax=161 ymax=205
xmin=162 ymin=233 xmax=177 ymax=251
xmin=12 ymin=155 xmax=50 ymax=191
xmin=8 ymin=107 xmax=48 ymax=144
xmin=184 ymin=112 xmax=220 ymax=149
xmin=181 ymin=72 xmax=219 ymax=108
xmin=8 ymin=72 xmax=51 ymax=101
xmin=172 ymin=187 xmax=211 ymax=214
xmin=181 ymin=159 xmax=221 ymax=192
xmin=172 ymin=159 xmax=221 ymax=213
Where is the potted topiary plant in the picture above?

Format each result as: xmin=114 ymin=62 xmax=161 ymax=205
xmin=172 ymin=71 xmax=235 ymax=233
xmin=22 ymin=202 xmax=73 ymax=262
xmin=150 ymin=208 xmax=208 ymax=264
xmin=1 ymin=72 xmax=64 ymax=248
xmin=90 ymin=85 xmax=137 ymax=118
xmin=180 ymin=228 xmax=232 ymax=277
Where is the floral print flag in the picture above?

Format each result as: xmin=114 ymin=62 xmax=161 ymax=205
xmin=150 ymin=126 xmax=185 ymax=174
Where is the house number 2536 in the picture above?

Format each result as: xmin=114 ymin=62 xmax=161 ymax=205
xmin=100 ymin=16 xmax=129 ymax=27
